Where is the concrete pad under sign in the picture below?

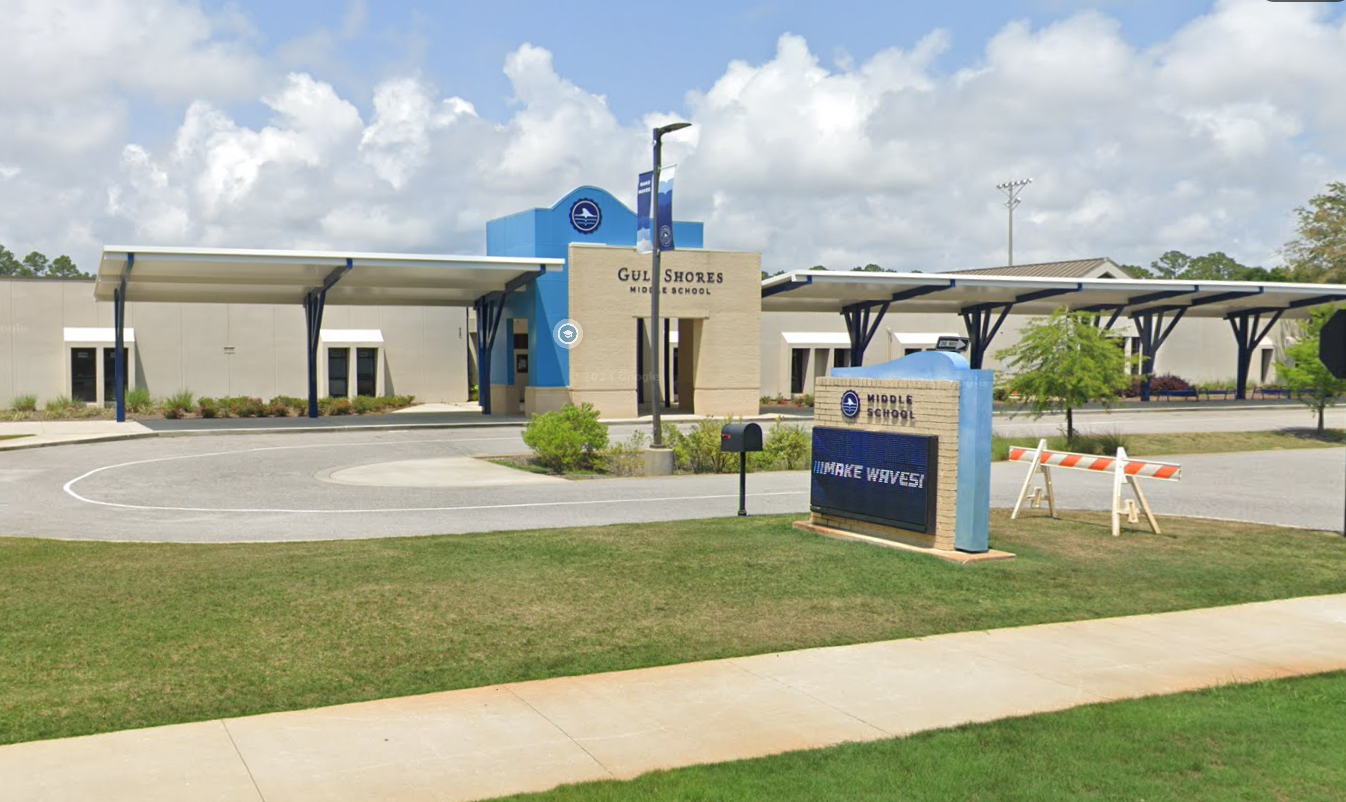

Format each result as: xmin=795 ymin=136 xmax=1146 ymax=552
xmin=322 ymin=457 xmax=566 ymax=488
xmin=793 ymin=520 xmax=1016 ymax=563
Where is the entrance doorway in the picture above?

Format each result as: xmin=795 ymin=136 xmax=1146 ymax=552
xmin=102 ymin=347 xmax=128 ymax=405
xmin=328 ymin=348 xmax=349 ymax=398
xmin=636 ymin=318 xmax=695 ymax=414
xmin=71 ymin=348 xmax=97 ymax=403
xmin=355 ymin=347 xmax=378 ymax=397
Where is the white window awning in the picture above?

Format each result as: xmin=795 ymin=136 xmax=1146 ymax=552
xmin=320 ymin=329 xmax=384 ymax=344
xmin=781 ymin=331 xmax=852 ymax=347
xmin=64 ymin=327 xmax=135 ymax=343
xmin=892 ymin=332 xmax=960 ymax=347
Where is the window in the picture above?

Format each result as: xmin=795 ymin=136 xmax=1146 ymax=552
xmin=1260 ymin=348 xmax=1274 ymax=384
xmin=833 ymin=348 xmax=850 ymax=368
xmin=71 ymin=348 xmax=96 ymax=403
xmin=356 ymin=347 xmax=377 ymax=397
xmin=1128 ymin=337 xmax=1145 ymax=375
xmin=790 ymin=349 xmax=808 ymax=394
xmin=102 ymin=347 xmax=128 ymax=405
xmin=328 ymin=348 xmax=350 ymax=398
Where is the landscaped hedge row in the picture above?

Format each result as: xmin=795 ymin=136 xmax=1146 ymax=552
xmin=188 ymin=394 xmax=417 ymax=419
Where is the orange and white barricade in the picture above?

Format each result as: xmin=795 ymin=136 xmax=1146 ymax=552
xmin=1007 ymin=439 xmax=1182 ymax=536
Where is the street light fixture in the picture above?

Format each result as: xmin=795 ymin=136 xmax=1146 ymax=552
xmin=649 ymin=121 xmax=691 ymax=448
xmin=996 ymin=178 xmax=1032 ymax=267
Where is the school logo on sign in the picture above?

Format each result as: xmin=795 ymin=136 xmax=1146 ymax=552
xmin=570 ymin=199 xmax=602 ymax=234
xmin=841 ymin=389 xmax=861 ymax=419
xmin=658 ymin=224 xmax=673 ymax=248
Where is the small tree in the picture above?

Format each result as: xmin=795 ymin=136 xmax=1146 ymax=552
xmin=995 ymin=308 xmax=1132 ymax=442
xmin=1276 ymin=306 xmax=1346 ymax=434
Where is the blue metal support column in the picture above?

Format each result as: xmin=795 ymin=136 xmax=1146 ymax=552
xmin=960 ymin=286 xmax=1081 ymax=369
xmin=474 ymin=291 xmax=507 ymax=415
xmin=1130 ymin=307 xmax=1187 ymax=402
xmin=304 ymin=259 xmax=354 ymax=418
xmin=113 ymin=254 xmax=134 ymax=422
xmin=1228 ymin=310 xmax=1282 ymax=400
xmin=842 ymin=301 xmax=890 ymax=367
xmin=1221 ymin=294 xmax=1339 ymax=400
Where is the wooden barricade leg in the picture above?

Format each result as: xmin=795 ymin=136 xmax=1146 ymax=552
xmin=1127 ymin=475 xmax=1162 ymax=535
xmin=1041 ymin=465 xmax=1058 ymax=519
xmin=1011 ymin=439 xmax=1048 ymax=520
xmin=1112 ymin=447 xmax=1126 ymax=538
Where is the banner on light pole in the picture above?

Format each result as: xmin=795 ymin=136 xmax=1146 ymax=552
xmin=635 ymin=171 xmax=653 ymax=254
xmin=657 ymin=165 xmax=676 ymax=251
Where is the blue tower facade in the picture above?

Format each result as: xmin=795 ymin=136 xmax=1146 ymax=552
xmin=484 ymin=186 xmax=704 ymax=398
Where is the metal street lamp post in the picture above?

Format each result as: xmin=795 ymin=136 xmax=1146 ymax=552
xmin=996 ymin=178 xmax=1032 ymax=267
xmin=649 ymin=121 xmax=691 ymax=448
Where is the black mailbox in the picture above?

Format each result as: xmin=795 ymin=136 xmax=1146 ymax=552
xmin=721 ymin=422 xmax=763 ymax=453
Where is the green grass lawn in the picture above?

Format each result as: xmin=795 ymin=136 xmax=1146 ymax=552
xmin=993 ymin=429 xmax=1344 ymax=460
xmin=499 ymin=671 xmax=1346 ymax=802
xmin=2 ymin=512 xmax=1343 ymax=745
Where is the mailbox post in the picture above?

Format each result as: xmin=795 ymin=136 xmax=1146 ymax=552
xmin=721 ymin=422 xmax=764 ymax=516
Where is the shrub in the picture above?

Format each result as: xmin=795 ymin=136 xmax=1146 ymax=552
xmin=271 ymin=396 xmax=308 ymax=414
xmin=1063 ymin=430 xmax=1132 ymax=455
xmin=763 ymin=417 xmax=810 ymax=470
xmin=600 ymin=429 xmax=649 ymax=476
xmin=11 ymin=394 xmax=37 ymax=412
xmin=198 ymin=398 xmax=219 ymax=419
xmin=993 ymin=386 xmax=1010 ymax=402
xmin=797 ymin=394 xmax=814 ymax=408
xmin=522 ymin=403 xmax=609 ymax=473
xmin=469 ymin=385 xmax=479 ymax=401
xmin=352 ymin=395 xmax=382 ymax=414
xmin=124 ymin=387 xmax=153 ymax=413
xmin=668 ymin=417 xmax=736 ymax=474
xmin=160 ymin=390 xmax=195 ymax=418
xmin=45 ymin=395 xmax=79 ymax=416
xmin=1149 ymin=374 xmax=1194 ymax=394
xmin=325 ymin=398 xmax=355 ymax=416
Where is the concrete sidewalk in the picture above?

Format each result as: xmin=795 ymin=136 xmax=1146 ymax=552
xmin=0 ymin=420 xmax=153 ymax=450
xmin=5 ymin=594 xmax=1344 ymax=802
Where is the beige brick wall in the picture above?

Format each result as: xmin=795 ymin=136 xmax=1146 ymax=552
xmin=567 ymin=245 xmax=761 ymax=418
xmin=812 ymin=377 xmax=961 ymax=551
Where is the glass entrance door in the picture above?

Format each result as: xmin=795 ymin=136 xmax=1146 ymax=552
xmin=71 ymin=348 xmax=97 ymax=403
xmin=355 ymin=348 xmax=377 ymax=397
xmin=102 ymin=347 xmax=128 ymax=406
xmin=328 ymin=348 xmax=350 ymax=398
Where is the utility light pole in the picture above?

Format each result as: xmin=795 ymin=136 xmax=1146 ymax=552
xmin=996 ymin=178 xmax=1032 ymax=267
xmin=649 ymin=121 xmax=691 ymax=448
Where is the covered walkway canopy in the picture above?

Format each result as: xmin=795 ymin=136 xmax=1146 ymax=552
xmin=762 ymin=270 xmax=1346 ymax=400
xmin=96 ymin=246 xmax=564 ymax=420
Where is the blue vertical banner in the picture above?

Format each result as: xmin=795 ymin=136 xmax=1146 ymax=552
xmin=657 ymin=165 xmax=676 ymax=251
xmin=635 ymin=171 xmax=653 ymax=255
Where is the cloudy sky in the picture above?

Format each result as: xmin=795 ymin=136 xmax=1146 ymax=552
xmin=2 ymin=0 xmax=1345 ymax=274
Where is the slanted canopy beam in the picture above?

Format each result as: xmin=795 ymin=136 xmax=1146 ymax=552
xmin=960 ymin=286 xmax=1081 ymax=369
xmin=113 ymin=254 xmax=134 ymax=422
xmin=304 ymin=259 xmax=354 ymax=418
xmin=842 ymin=301 xmax=891 ymax=367
xmin=1227 ymin=310 xmax=1283 ymax=400
xmin=1131 ymin=307 xmax=1187 ymax=402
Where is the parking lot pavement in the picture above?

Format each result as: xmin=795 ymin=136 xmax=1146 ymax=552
xmin=1 ymin=421 xmax=1342 ymax=543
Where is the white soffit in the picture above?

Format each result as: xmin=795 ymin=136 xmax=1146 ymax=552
xmin=782 ymin=331 xmax=852 ymax=346
xmin=319 ymin=329 xmax=384 ymax=343
xmin=64 ymin=327 xmax=135 ymax=343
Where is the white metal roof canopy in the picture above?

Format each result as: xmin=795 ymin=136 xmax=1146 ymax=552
xmin=94 ymin=246 xmax=564 ymax=422
xmin=760 ymin=270 xmax=1346 ymax=320
xmin=761 ymin=268 xmax=1346 ymax=400
xmin=95 ymin=246 xmax=564 ymax=306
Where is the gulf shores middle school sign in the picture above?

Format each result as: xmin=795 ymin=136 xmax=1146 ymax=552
xmin=810 ymin=427 xmax=938 ymax=534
